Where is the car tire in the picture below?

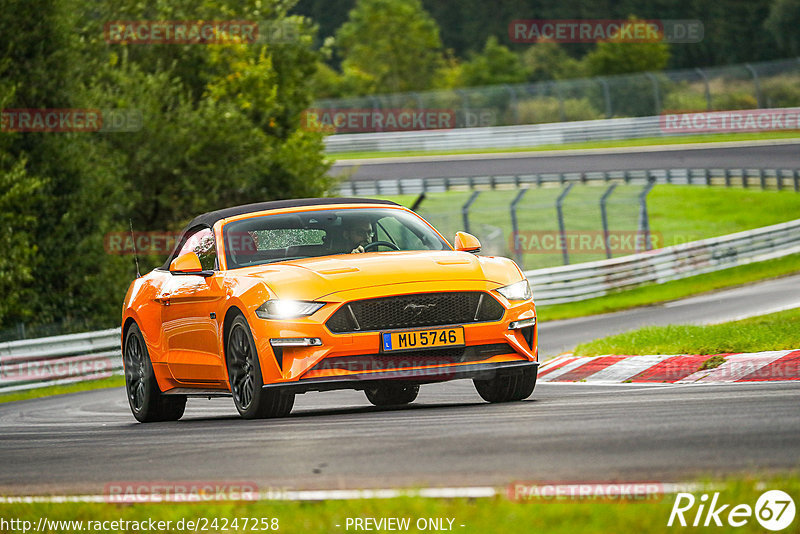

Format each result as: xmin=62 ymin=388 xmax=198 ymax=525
xmin=473 ymin=366 xmax=537 ymax=403
xmin=364 ymin=384 xmax=419 ymax=406
xmin=124 ymin=323 xmax=187 ymax=423
xmin=225 ymin=314 xmax=294 ymax=419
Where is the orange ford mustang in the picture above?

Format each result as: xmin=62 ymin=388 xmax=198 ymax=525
xmin=121 ymin=198 xmax=538 ymax=422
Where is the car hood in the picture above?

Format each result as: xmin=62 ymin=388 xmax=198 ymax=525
xmin=237 ymin=251 xmax=522 ymax=301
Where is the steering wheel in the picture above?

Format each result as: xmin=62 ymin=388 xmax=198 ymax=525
xmin=363 ymin=241 xmax=400 ymax=252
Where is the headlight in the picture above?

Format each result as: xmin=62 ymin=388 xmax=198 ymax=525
xmin=255 ymin=300 xmax=325 ymax=319
xmin=496 ymin=279 xmax=532 ymax=301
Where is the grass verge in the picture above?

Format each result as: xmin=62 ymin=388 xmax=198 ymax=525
xmin=574 ymin=307 xmax=800 ymax=356
xmin=330 ymin=131 xmax=800 ymax=160
xmin=1 ymin=476 xmax=796 ymax=534
xmin=536 ymin=253 xmax=800 ymax=322
xmin=0 ymin=375 xmax=124 ymax=405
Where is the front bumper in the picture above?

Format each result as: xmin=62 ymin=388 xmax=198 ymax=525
xmin=247 ymin=282 xmax=537 ymax=387
xmin=263 ymin=360 xmax=540 ymax=394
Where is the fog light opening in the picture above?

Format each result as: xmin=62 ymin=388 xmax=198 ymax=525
xmin=508 ymin=317 xmax=536 ymax=330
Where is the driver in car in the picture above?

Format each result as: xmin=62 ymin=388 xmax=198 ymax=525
xmin=341 ymin=216 xmax=374 ymax=254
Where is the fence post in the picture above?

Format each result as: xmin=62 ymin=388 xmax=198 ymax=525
xmin=600 ymin=184 xmax=618 ymax=259
xmin=456 ymin=89 xmax=470 ymax=118
xmin=462 ymin=190 xmax=481 ymax=234
xmin=510 ymin=188 xmax=529 ymax=266
xmin=759 ymin=168 xmax=766 ymax=190
xmin=410 ymin=91 xmax=423 ymax=112
xmin=504 ymin=84 xmax=519 ymax=125
xmin=556 ymin=183 xmax=574 ymax=265
xmin=638 ymin=178 xmax=656 ymax=252
xmin=645 ymin=73 xmax=662 ymax=114
xmin=724 ymin=168 xmax=731 ymax=188
xmin=795 ymin=169 xmax=799 ymax=192
xmin=743 ymin=64 xmax=763 ymax=108
xmin=695 ymin=68 xmax=712 ymax=111
xmin=553 ymin=82 xmax=566 ymax=122
xmin=597 ymin=77 xmax=612 ymax=118
xmin=411 ymin=193 xmax=426 ymax=212
xmin=369 ymin=95 xmax=382 ymax=132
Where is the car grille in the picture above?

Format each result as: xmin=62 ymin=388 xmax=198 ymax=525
xmin=326 ymin=291 xmax=505 ymax=333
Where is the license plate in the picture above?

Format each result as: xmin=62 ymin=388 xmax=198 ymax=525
xmin=381 ymin=327 xmax=465 ymax=352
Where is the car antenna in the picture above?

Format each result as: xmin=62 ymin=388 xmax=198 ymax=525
xmin=129 ymin=218 xmax=141 ymax=278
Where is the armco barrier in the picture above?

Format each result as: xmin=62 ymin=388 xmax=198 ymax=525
xmin=326 ymin=115 xmax=671 ymax=154
xmin=525 ymin=218 xmax=800 ymax=305
xmin=338 ymin=167 xmax=800 ymax=196
xmin=0 ymin=328 xmax=122 ymax=393
xmin=1 ymin=219 xmax=798 ymax=392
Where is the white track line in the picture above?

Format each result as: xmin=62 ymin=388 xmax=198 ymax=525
xmin=0 ymin=482 xmax=720 ymax=503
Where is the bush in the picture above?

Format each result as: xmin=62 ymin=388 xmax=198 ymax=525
xmin=515 ymin=97 xmax=602 ymax=124
xmin=761 ymin=76 xmax=800 ymax=108
xmin=663 ymin=90 xmax=711 ymax=112
xmin=712 ymin=92 xmax=758 ymax=110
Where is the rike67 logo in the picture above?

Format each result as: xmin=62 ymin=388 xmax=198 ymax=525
xmin=668 ymin=490 xmax=795 ymax=530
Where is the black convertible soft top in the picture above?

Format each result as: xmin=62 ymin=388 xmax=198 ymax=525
xmin=161 ymin=197 xmax=399 ymax=269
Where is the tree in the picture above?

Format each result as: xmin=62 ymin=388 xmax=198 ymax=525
xmin=521 ymin=43 xmax=585 ymax=81
xmin=765 ymin=0 xmax=800 ymax=56
xmin=583 ymin=18 xmax=671 ymax=77
xmin=0 ymin=0 xmax=333 ymax=331
xmin=458 ymin=36 xmax=528 ymax=87
xmin=335 ymin=0 xmax=445 ymax=93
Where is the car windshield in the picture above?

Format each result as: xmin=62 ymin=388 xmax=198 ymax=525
xmin=223 ymin=207 xmax=450 ymax=269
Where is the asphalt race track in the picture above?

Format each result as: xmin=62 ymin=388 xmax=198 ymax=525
xmin=1 ymin=275 xmax=798 ymax=495
xmin=331 ymin=140 xmax=800 ymax=181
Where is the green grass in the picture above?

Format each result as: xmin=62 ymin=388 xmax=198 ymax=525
xmin=330 ymin=131 xmax=800 ymax=160
xmin=380 ymin=186 xmax=800 ymax=272
xmin=0 ymin=375 xmax=124 ymax=404
xmin=537 ymin=253 xmax=800 ymax=322
xmin=1 ymin=476 xmax=797 ymax=533
xmin=574 ymin=307 xmax=800 ymax=356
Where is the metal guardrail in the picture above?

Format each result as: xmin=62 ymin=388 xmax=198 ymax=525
xmin=1 ymin=219 xmax=799 ymax=392
xmin=326 ymin=115 xmax=673 ymax=154
xmin=338 ymin=167 xmax=800 ymax=196
xmin=525 ymin=218 xmax=800 ymax=305
xmin=0 ymin=328 xmax=122 ymax=393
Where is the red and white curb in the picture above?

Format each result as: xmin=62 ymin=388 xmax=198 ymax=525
xmin=538 ymin=349 xmax=800 ymax=384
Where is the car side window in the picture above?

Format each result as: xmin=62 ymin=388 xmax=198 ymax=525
xmin=178 ymin=227 xmax=217 ymax=271
xmin=377 ymin=216 xmax=425 ymax=250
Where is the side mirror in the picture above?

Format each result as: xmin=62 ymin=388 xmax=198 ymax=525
xmin=169 ymin=252 xmax=213 ymax=276
xmin=454 ymin=232 xmax=481 ymax=253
